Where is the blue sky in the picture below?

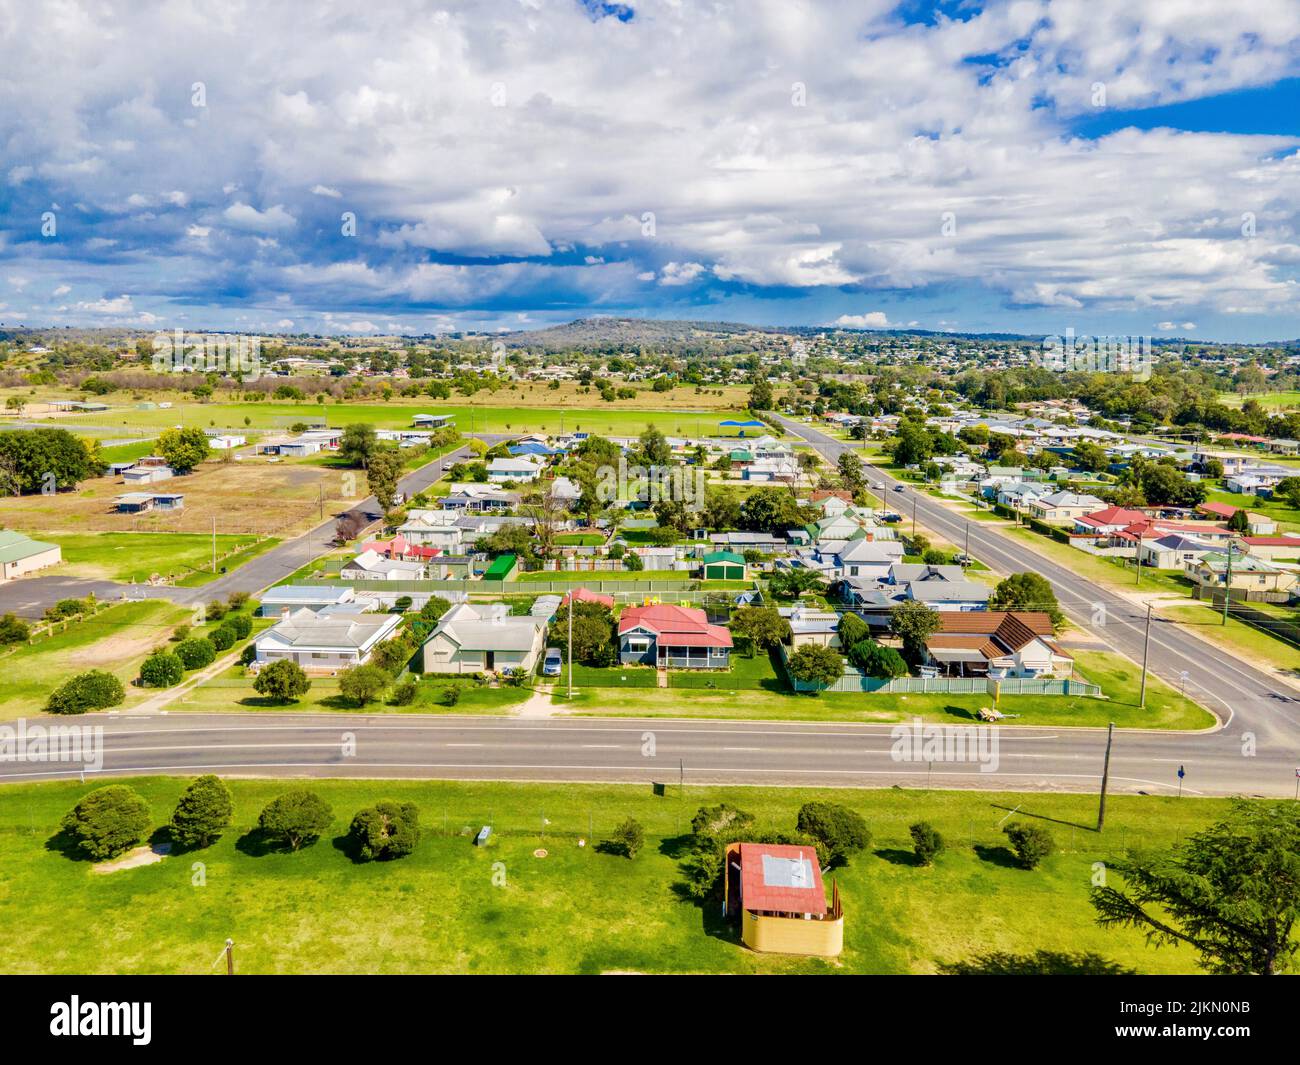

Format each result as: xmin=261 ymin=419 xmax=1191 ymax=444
xmin=1 ymin=0 xmax=1298 ymax=341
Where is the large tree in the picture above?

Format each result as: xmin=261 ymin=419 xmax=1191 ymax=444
xmin=156 ymin=426 xmax=211 ymax=473
xmin=787 ymin=644 xmax=844 ymax=691
xmin=0 ymin=428 xmax=103 ymax=494
xmin=169 ymin=775 xmax=234 ymax=849
xmin=366 ymin=446 xmax=405 ymax=511
xmin=890 ymin=599 xmax=941 ymax=662
xmin=1091 ymin=801 xmax=1300 ymax=975
xmin=338 ymin=423 xmax=377 ymax=467
xmin=989 ymin=572 xmax=1064 ymax=629
xmin=253 ymin=659 xmax=311 ymax=703
xmin=60 ymin=785 xmax=152 ymax=860
xmin=729 ymin=606 xmax=791 ymax=650
xmin=257 ymin=789 xmax=333 ymax=851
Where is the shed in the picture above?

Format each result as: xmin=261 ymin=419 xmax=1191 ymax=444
xmin=702 ymin=550 xmax=746 ymax=580
xmin=482 ymin=553 xmax=518 ymax=581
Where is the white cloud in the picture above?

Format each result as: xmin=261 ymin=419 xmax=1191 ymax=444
xmin=222 ymin=202 xmax=296 ymax=232
xmin=658 ymin=262 xmax=707 ymax=286
xmin=834 ymin=311 xmax=891 ymax=329
xmin=310 ymin=185 xmax=343 ymax=198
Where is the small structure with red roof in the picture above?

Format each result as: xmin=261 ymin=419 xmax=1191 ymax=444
xmin=560 ymin=586 xmax=615 ymax=610
xmin=617 ymin=603 xmax=733 ymax=670
xmin=724 ymin=842 xmax=843 ymax=956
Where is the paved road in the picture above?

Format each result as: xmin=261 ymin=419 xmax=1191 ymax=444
xmin=2 ymin=711 xmax=1296 ymax=796
xmin=775 ymin=415 xmax=1300 ymax=753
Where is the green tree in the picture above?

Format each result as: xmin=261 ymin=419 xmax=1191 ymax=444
xmin=989 ymin=571 xmax=1064 ymax=629
xmin=0 ymin=427 xmax=103 ymax=493
xmin=728 ymin=606 xmax=791 ymax=650
xmin=787 ymin=644 xmax=844 ymax=692
xmin=366 ymin=446 xmax=405 ymax=511
xmin=847 ymin=639 xmax=908 ymax=678
xmin=767 ymin=566 xmax=826 ymax=600
xmin=348 ymin=800 xmax=420 ymax=861
xmin=1274 ymin=477 xmax=1300 ymax=510
xmin=890 ymin=599 xmax=941 ymax=662
xmin=60 ymin=785 xmax=151 ymax=860
xmin=0 ymin=613 xmax=30 ymax=645
xmin=338 ymin=663 xmax=389 ymax=706
xmin=796 ymin=802 xmax=871 ymax=868
xmin=837 ymin=451 xmax=864 ymax=491
xmin=741 ymin=487 xmax=808 ymax=535
xmin=169 ymin=775 xmax=233 ymax=849
xmin=419 ymin=596 xmax=452 ymax=623
xmin=909 ymin=821 xmax=944 ymax=865
xmin=636 ymin=425 xmax=672 ymax=466
xmin=1003 ymin=822 xmax=1054 ymax=869
xmin=138 ymin=651 xmax=183 ymax=688
xmin=1090 ymin=800 xmax=1300 ymax=975
xmin=252 ymin=659 xmax=311 ymax=703
xmin=550 ymin=603 xmax=616 ymax=666
xmin=257 ymin=789 xmax=333 ymax=851
xmin=1226 ymin=508 xmax=1250 ymax=534
xmin=836 ymin=612 xmax=871 ymax=648
xmin=46 ymin=670 xmax=124 ymax=715
xmin=156 ymin=426 xmax=211 ymax=473
xmin=174 ymin=636 xmax=216 ymax=670
xmin=338 ymin=423 xmax=377 ymax=467
xmin=749 ymin=378 xmax=774 ymax=411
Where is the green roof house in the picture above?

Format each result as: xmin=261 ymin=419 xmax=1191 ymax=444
xmin=0 ymin=530 xmax=62 ymax=580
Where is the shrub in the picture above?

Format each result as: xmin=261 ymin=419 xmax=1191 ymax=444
xmin=607 ymin=817 xmax=645 ymax=859
xmin=442 ymin=685 xmax=461 ymax=707
xmin=205 ymin=600 xmax=227 ymax=622
xmin=393 ymin=596 xmax=413 ymax=613
xmin=45 ymin=598 xmax=86 ymax=621
xmin=239 ymin=643 xmax=257 ymax=667
xmin=252 ymin=659 xmax=311 ymax=703
xmin=909 ymin=821 xmax=944 ymax=865
xmin=1004 ymin=822 xmax=1055 ymax=869
xmin=339 ymin=663 xmax=389 ymax=707
xmin=226 ymin=613 xmax=253 ymax=640
xmin=796 ymin=802 xmax=871 ymax=867
xmin=227 ymin=591 xmax=250 ymax=611
xmin=0 ymin=612 xmax=30 ymax=645
xmin=60 ymin=785 xmax=151 ymax=860
xmin=847 ymin=639 xmax=908 ymax=679
xmin=46 ymin=670 xmax=124 ymax=715
xmin=174 ymin=636 xmax=216 ymax=670
xmin=170 ymin=623 xmax=190 ymax=643
xmin=209 ymin=625 xmax=236 ymax=652
xmin=787 ymin=644 xmax=844 ymax=692
xmin=419 ymin=596 xmax=451 ymax=623
xmin=257 ymin=789 xmax=333 ymax=851
xmin=138 ymin=651 xmax=183 ymax=688
xmin=348 ymin=800 xmax=420 ymax=861
xmin=388 ymin=678 xmax=417 ymax=706
xmin=169 ymin=775 xmax=233 ymax=849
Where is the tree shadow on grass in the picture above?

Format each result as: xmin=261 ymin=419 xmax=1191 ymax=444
xmin=874 ymin=847 xmax=923 ymax=867
xmin=940 ymin=704 xmax=979 ymax=722
xmin=938 ymin=950 xmax=1137 ymax=976
xmin=44 ymin=827 xmax=96 ymax=862
xmin=990 ymin=803 xmax=1095 ymax=833
xmin=657 ymin=833 xmax=696 ymax=860
xmin=235 ymin=826 xmax=322 ymax=857
xmin=973 ymin=843 xmax=1022 ymax=869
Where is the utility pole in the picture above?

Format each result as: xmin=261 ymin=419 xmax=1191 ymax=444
xmin=567 ymin=595 xmax=573 ymax=699
xmin=911 ymin=495 xmax=917 ymax=539
xmin=211 ymin=515 xmax=217 ymax=574
xmin=1097 ymin=722 xmax=1115 ymax=831
xmin=224 ymin=938 xmax=234 ymax=975
xmin=1138 ymin=603 xmax=1152 ymax=709
xmin=1221 ymin=540 xmax=1233 ymax=626
xmin=964 ymin=521 xmax=971 ymax=562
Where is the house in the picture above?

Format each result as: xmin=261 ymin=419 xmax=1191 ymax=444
xmin=924 ymin=612 xmax=1073 ymax=678
xmin=419 ymin=602 xmax=547 ymax=675
xmin=253 ymin=608 xmax=402 ymax=671
xmin=486 ymin=456 xmax=542 ymax=483
xmin=905 ymin=578 xmax=992 ymax=611
xmin=549 ymin=476 xmax=582 ymax=503
xmin=701 ymin=551 xmax=746 ymax=580
xmin=1137 ymin=534 xmax=1219 ymax=570
xmin=1074 ymin=506 xmax=1150 ymax=535
xmin=339 ymin=549 xmax=427 ymax=581
xmin=439 ymin=484 xmax=519 ymax=512
xmin=122 ymin=464 xmax=175 ymax=485
xmin=997 ymin=481 xmax=1050 ymax=510
xmin=781 ymin=605 xmax=841 ymax=648
xmin=835 ymin=538 xmax=907 ymax=579
xmin=1025 ymin=491 xmax=1106 ymax=522
xmin=358 ymin=534 xmax=441 ymax=563
xmin=396 ymin=515 xmax=464 ymax=551
xmin=710 ymin=531 xmax=787 ymax=553
xmin=0 ymin=530 xmax=61 ymax=580
xmin=723 ymin=842 xmax=843 ymax=957
xmin=1186 ymin=553 xmax=1298 ymax=595
xmin=618 ymin=604 xmax=733 ymax=670
xmin=258 ymin=585 xmax=359 ymax=616
xmin=114 ymin=491 xmax=184 ymax=513
xmin=207 ymin=434 xmax=246 ymax=450
xmin=1236 ymin=535 xmax=1300 ymax=562
xmin=560 ymin=587 xmax=615 ymax=610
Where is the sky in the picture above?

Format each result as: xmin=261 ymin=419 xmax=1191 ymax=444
xmin=1 ymin=0 xmax=1299 ymax=341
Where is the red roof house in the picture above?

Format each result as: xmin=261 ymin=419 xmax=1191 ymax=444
xmin=722 ymin=841 xmax=844 ymax=957
xmin=618 ymin=604 xmax=732 ymax=669
xmin=1073 ymin=506 xmax=1149 ymax=534
xmin=561 ymin=587 xmax=615 ymax=610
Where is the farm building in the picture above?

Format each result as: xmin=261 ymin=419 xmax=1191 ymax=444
xmin=0 ymin=530 xmax=62 ymax=580
xmin=700 ymin=550 xmax=746 ymax=580
xmin=114 ymin=492 xmax=185 ymax=513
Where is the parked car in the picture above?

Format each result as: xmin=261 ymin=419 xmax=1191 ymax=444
xmin=892 ymin=484 xmax=906 ymax=493
xmin=543 ymin=647 xmax=563 ymax=677
xmin=871 ymin=482 xmax=885 ymax=490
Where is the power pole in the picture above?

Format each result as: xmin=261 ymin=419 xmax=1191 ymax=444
xmin=1221 ymin=540 xmax=1233 ymax=625
xmin=211 ymin=515 xmax=217 ymax=574
xmin=225 ymin=938 xmax=234 ymax=975
xmin=1097 ymin=722 xmax=1115 ymax=831
xmin=911 ymin=496 xmax=917 ymax=539
xmin=1138 ymin=603 xmax=1152 ymax=709
xmin=567 ymin=596 xmax=573 ymax=699
xmin=964 ymin=521 xmax=971 ymax=562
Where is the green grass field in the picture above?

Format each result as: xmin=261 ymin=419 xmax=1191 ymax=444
xmin=0 ymin=776 xmax=1239 ymax=974
xmin=46 ymin=400 xmax=765 ymax=439
xmin=1218 ymin=390 xmax=1300 ymax=410
xmin=42 ymin=531 xmax=279 ymax=584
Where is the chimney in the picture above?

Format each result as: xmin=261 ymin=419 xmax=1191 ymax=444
xmin=280 ymin=607 xmax=291 ymax=620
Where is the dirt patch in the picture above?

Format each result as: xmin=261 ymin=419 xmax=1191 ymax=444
xmin=92 ymin=842 xmax=171 ymax=874
xmin=78 ymin=630 xmax=173 ymax=669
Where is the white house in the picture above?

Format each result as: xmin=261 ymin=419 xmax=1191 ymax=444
xmin=487 ymin=456 xmax=542 ymax=483
xmin=419 ymin=602 xmax=547 ymax=675
xmin=253 ymin=608 xmax=402 ymax=671
xmin=339 ymin=549 xmax=427 ymax=581
xmin=1025 ymin=491 xmax=1105 ymax=522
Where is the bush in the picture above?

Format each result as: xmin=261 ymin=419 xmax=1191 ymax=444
xmin=419 ymin=596 xmax=451 ymax=623
xmin=170 ymin=623 xmax=190 ymax=643
xmin=45 ymin=598 xmax=87 ymax=621
xmin=442 ymin=685 xmax=461 ymax=707
xmin=169 ymin=775 xmax=233 ymax=849
xmin=393 ymin=596 xmax=413 ymax=613
xmin=252 ymin=659 xmax=311 ymax=703
xmin=209 ymin=625 xmax=236 ymax=652
xmin=46 ymin=670 xmax=124 ymax=715
xmin=909 ymin=821 xmax=944 ymax=865
xmin=846 ymin=639 xmax=908 ymax=679
xmin=257 ymin=789 xmax=333 ymax=851
xmin=239 ymin=643 xmax=257 ymax=667
xmin=348 ymin=800 xmax=420 ymax=861
xmin=226 ymin=613 xmax=253 ymax=640
xmin=0 ymin=612 xmax=30 ymax=645
xmin=388 ymin=678 xmax=417 ymax=706
xmin=60 ymin=785 xmax=151 ymax=860
xmin=606 ymin=817 xmax=645 ymax=859
xmin=174 ymin=636 xmax=216 ymax=670
xmin=227 ymin=591 xmax=250 ymax=611
xmin=339 ymin=663 xmax=389 ymax=707
xmin=796 ymin=802 xmax=871 ymax=867
xmin=205 ymin=601 xmax=227 ymax=622
xmin=138 ymin=651 xmax=183 ymax=688
xmin=1003 ymin=822 xmax=1055 ymax=869
xmin=787 ymin=644 xmax=844 ymax=692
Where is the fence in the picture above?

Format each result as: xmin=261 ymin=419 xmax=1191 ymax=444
xmin=1192 ymin=590 xmax=1300 ymax=650
xmin=312 ymin=577 xmax=761 ymax=599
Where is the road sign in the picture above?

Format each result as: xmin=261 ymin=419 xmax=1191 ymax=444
xmin=1177 ymin=765 xmax=1185 ymax=779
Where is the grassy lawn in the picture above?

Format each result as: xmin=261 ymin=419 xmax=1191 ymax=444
xmin=0 ymin=600 xmax=187 ymax=720
xmin=1202 ymin=487 xmax=1300 ymax=533
xmin=174 ymin=667 xmax=532 ymax=715
xmin=0 ymin=776 xmax=1241 ymax=974
xmin=554 ymin=533 xmax=605 ymax=546
xmin=668 ymin=650 xmax=786 ymax=690
xmin=40 ymin=531 xmax=278 ymax=584
xmin=1218 ymin=390 xmax=1300 ymax=410
xmin=96 ymin=439 xmax=159 ymax=464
